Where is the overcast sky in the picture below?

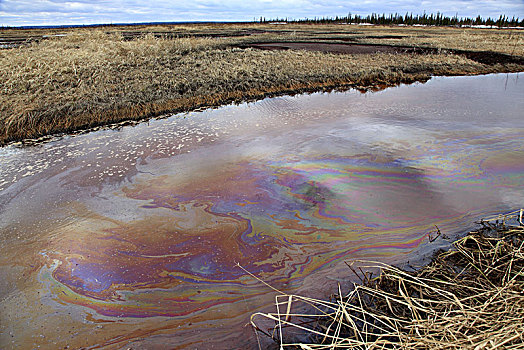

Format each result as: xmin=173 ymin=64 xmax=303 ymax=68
xmin=1 ymin=0 xmax=523 ymax=27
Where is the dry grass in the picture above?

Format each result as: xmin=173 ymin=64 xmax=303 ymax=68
xmin=1 ymin=24 xmax=523 ymax=145
xmin=251 ymin=210 xmax=524 ymax=349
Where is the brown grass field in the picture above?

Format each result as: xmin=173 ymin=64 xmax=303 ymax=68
xmin=1 ymin=23 xmax=523 ymax=145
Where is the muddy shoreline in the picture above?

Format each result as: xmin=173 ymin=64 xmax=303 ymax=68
xmin=5 ymin=68 xmax=522 ymax=148
xmin=2 ymin=75 xmax=434 ymax=147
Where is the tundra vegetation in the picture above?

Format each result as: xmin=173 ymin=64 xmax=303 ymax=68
xmin=0 ymin=23 xmax=523 ymax=144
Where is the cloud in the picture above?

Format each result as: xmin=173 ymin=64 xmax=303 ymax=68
xmin=0 ymin=0 xmax=523 ymax=26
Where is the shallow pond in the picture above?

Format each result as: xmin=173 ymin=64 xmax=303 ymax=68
xmin=0 ymin=73 xmax=523 ymax=349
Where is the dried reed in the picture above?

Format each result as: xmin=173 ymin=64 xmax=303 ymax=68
xmin=251 ymin=209 xmax=524 ymax=349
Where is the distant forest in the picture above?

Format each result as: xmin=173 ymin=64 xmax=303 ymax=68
xmin=259 ymin=13 xmax=524 ymax=28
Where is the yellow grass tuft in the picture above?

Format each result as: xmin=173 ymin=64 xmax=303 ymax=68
xmin=251 ymin=210 xmax=524 ymax=349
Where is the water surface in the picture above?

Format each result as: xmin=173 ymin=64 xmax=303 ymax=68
xmin=0 ymin=73 xmax=523 ymax=349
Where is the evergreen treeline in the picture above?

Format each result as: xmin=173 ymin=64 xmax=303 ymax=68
xmin=258 ymin=13 xmax=524 ymax=28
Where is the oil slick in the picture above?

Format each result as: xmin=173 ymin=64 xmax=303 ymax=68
xmin=40 ymin=156 xmax=435 ymax=321
xmin=0 ymin=73 xmax=523 ymax=349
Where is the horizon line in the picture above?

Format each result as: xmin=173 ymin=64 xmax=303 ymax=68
xmin=1 ymin=12 xmax=521 ymax=30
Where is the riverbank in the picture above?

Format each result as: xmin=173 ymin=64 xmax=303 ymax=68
xmin=252 ymin=210 xmax=524 ymax=349
xmin=1 ymin=23 xmax=523 ymax=145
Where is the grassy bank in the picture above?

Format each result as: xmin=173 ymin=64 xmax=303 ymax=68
xmin=252 ymin=210 xmax=524 ymax=349
xmin=1 ymin=24 xmax=523 ymax=145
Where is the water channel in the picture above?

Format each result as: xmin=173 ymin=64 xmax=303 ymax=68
xmin=0 ymin=73 xmax=523 ymax=349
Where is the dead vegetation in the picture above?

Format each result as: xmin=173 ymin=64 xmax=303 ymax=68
xmin=1 ymin=24 xmax=523 ymax=145
xmin=251 ymin=209 xmax=524 ymax=349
